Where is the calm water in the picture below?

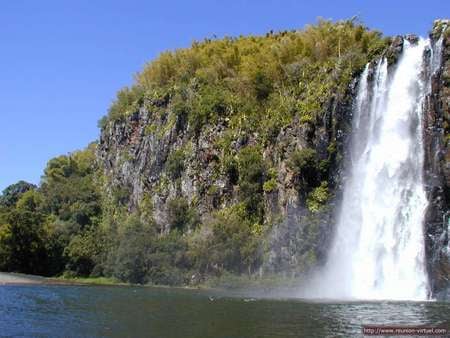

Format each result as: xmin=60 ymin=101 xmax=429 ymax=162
xmin=0 ymin=285 xmax=449 ymax=337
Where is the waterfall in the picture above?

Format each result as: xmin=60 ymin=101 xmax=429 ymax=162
xmin=314 ymin=38 xmax=440 ymax=301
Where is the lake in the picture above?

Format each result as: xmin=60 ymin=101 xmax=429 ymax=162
xmin=1 ymin=284 xmax=449 ymax=337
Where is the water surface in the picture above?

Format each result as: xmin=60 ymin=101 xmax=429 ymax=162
xmin=1 ymin=285 xmax=449 ymax=337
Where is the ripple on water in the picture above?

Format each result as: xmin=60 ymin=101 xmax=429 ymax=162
xmin=0 ymin=286 xmax=449 ymax=338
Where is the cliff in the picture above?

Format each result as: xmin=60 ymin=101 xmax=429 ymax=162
xmin=96 ymin=20 xmax=450 ymax=293
xmin=98 ymin=20 xmax=387 ymax=278
xmin=423 ymin=20 xmax=450 ymax=299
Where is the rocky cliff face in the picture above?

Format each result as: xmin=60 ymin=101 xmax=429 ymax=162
xmin=98 ymin=79 xmax=354 ymax=274
xmin=423 ymin=20 xmax=450 ymax=300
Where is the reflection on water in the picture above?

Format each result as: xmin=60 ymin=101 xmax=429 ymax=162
xmin=0 ymin=285 xmax=449 ymax=337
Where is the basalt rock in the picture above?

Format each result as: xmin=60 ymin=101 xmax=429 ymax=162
xmin=422 ymin=19 xmax=450 ymax=300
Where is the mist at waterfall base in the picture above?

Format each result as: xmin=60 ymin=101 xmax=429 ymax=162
xmin=300 ymin=37 xmax=443 ymax=301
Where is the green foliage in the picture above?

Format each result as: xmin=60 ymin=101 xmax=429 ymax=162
xmin=306 ymin=181 xmax=330 ymax=212
xmin=237 ymin=146 xmax=266 ymax=219
xmin=41 ymin=145 xmax=101 ymax=222
xmin=288 ymin=148 xmax=319 ymax=189
xmin=166 ymin=197 xmax=199 ymax=231
xmin=112 ymin=186 xmax=132 ymax=206
xmin=0 ymin=191 xmax=48 ymax=275
xmin=0 ymin=181 xmax=36 ymax=207
xmin=16 ymin=189 xmax=43 ymax=211
xmin=64 ymin=228 xmax=104 ymax=276
xmin=171 ymin=89 xmax=191 ymax=132
xmin=102 ymin=19 xmax=387 ymax=138
xmin=111 ymin=217 xmax=150 ymax=283
xmin=431 ymin=20 xmax=449 ymax=40
xmin=0 ymin=144 xmax=102 ymax=277
xmin=263 ymin=167 xmax=278 ymax=193
xmin=107 ymin=85 xmax=144 ymax=122
xmin=190 ymin=85 xmax=230 ymax=133
xmin=145 ymin=123 xmax=158 ymax=135
xmin=263 ymin=178 xmax=277 ymax=193
xmin=165 ymin=149 xmax=186 ymax=179
xmin=252 ymin=70 xmax=273 ymax=101
xmin=222 ymin=154 xmax=239 ymax=185
xmin=188 ymin=204 xmax=261 ymax=275
xmin=108 ymin=214 xmax=189 ymax=285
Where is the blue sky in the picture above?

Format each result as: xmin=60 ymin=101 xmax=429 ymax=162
xmin=0 ymin=0 xmax=448 ymax=191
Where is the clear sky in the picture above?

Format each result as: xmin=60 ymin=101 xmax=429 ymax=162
xmin=0 ymin=0 xmax=448 ymax=191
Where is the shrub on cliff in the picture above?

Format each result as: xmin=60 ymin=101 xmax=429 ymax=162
xmin=288 ymin=148 xmax=320 ymax=190
xmin=237 ymin=146 xmax=266 ymax=219
xmin=306 ymin=181 xmax=330 ymax=212
xmin=190 ymin=85 xmax=231 ymax=133
xmin=108 ymin=86 xmax=144 ymax=123
xmin=166 ymin=197 xmax=200 ymax=231
xmin=165 ymin=149 xmax=186 ymax=180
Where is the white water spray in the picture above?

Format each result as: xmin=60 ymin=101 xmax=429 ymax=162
xmin=312 ymin=38 xmax=440 ymax=301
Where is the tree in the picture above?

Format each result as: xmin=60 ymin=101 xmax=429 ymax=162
xmin=0 ymin=181 xmax=36 ymax=207
xmin=166 ymin=197 xmax=199 ymax=231
xmin=0 ymin=190 xmax=48 ymax=275
xmin=64 ymin=228 xmax=103 ymax=276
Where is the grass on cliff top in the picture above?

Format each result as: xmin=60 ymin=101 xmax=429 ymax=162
xmin=100 ymin=18 xmax=389 ymax=144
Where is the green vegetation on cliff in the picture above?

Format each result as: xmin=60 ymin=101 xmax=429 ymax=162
xmin=101 ymin=19 xmax=387 ymax=142
xmin=0 ymin=19 xmax=388 ymax=285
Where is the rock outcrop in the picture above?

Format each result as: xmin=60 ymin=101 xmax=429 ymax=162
xmin=423 ymin=19 xmax=450 ymax=300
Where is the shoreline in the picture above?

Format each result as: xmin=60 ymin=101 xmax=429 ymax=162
xmin=0 ymin=272 xmax=51 ymax=285
xmin=0 ymin=272 xmax=205 ymax=289
xmin=0 ymin=271 xmax=302 ymax=295
xmin=0 ymin=272 xmax=117 ymax=286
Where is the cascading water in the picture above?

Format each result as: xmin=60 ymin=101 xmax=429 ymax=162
xmin=312 ymin=37 xmax=443 ymax=301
